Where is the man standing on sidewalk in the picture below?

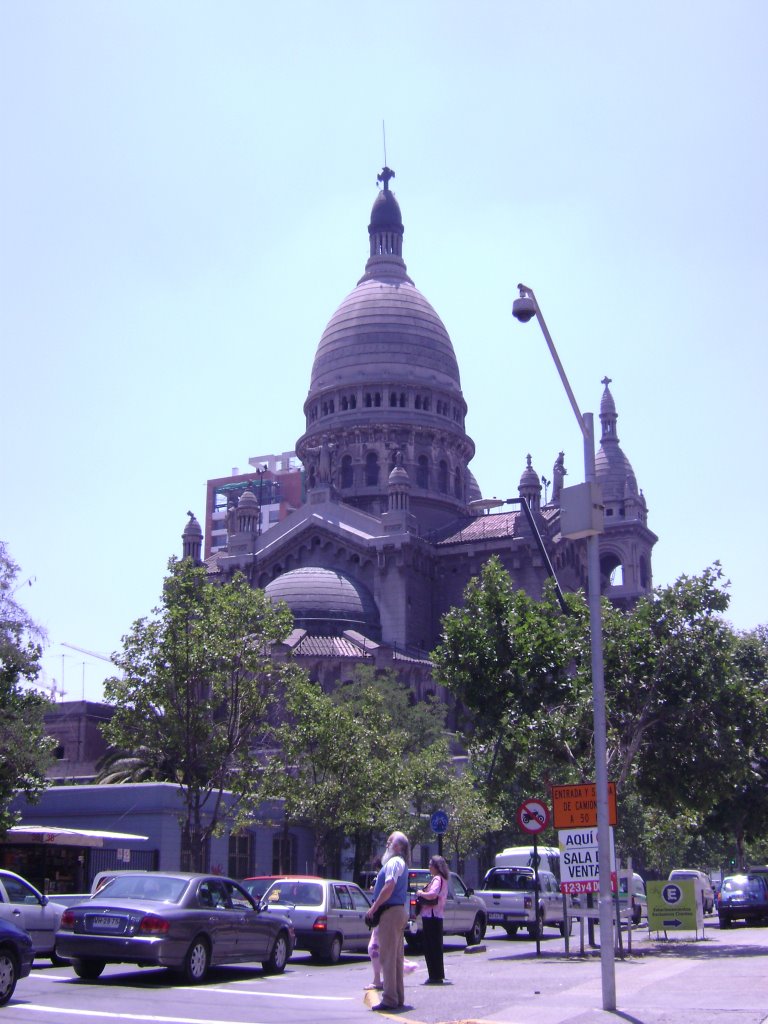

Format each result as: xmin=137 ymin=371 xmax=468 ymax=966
xmin=365 ymin=831 xmax=410 ymax=1011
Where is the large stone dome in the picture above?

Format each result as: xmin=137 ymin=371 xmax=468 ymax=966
xmin=264 ymin=567 xmax=380 ymax=637
xmin=296 ymin=169 xmax=475 ymax=528
xmin=309 ymin=277 xmax=462 ymax=394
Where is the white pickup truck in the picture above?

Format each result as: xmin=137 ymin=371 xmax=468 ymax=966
xmin=476 ymin=866 xmax=572 ymax=939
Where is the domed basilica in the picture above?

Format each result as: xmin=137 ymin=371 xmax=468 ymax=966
xmin=187 ymin=168 xmax=657 ymax=696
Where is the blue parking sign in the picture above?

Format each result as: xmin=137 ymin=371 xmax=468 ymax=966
xmin=431 ymin=810 xmax=449 ymax=834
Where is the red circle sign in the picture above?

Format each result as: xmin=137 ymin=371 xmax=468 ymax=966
xmin=516 ymin=799 xmax=550 ymax=834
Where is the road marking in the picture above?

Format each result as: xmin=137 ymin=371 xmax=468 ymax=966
xmin=14 ymin=1008 xmax=269 ymax=1024
xmin=179 ymin=986 xmax=352 ymax=1000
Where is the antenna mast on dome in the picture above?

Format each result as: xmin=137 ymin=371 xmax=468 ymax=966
xmin=382 ymin=120 xmax=387 ymax=167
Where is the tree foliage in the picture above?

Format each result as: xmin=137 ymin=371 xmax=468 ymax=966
xmin=260 ymin=667 xmax=496 ymax=875
xmin=432 ymin=556 xmax=766 ymax=872
xmin=431 ymin=557 xmax=589 ymax=826
xmin=103 ymin=557 xmax=302 ymax=870
xmin=0 ymin=542 xmax=55 ymax=833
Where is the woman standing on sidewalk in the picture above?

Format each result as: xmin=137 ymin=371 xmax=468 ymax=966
xmin=416 ymin=855 xmax=450 ymax=984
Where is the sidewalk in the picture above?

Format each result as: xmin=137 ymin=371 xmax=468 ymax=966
xmin=365 ymin=924 xmax=768 ymax=1024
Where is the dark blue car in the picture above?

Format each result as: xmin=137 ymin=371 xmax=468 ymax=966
xmin=0 ymin=918 xmax=34 ymax=1005
xmin=717 ymin=874 xmax=768 ymax=928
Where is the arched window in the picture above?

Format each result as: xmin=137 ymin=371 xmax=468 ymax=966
xmin=417 ymin=455 xmax=429 ymax=489
xmin=365 ymin=452 xmax=379 ymax=486
xmin=438 ymin=460 xmax=448 ymax=493
xmin=453 ymin=467 xmax=462 ymax=498
xmin=341 ymin=455 xmax=353 ymax=488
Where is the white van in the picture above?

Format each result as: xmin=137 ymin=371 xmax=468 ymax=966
xmin=495 ymin=846 xmax=561 ymax=880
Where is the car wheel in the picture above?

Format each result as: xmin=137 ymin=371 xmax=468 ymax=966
xmin=465 ymin=914 xmax=485 ymax=946
xmin=528 ymin=909 xmax=544 ymax=940
xmin=719 ymin=915 xmax=731 ymax=929
xmin=559 ymin=917 xmax=573 ymax=937
xmin=0 ymin=950 xmax=19 ymax=1006
xmin=181 ymin=937 xmax=210 ymax=983
xmin=262 ymin=931 xmax=289 ymax=974
xmin=632 ymin=907 xmax=642 ymax=926
xmin=73 ymin=958 xmax=106 ymax=980
xmin=50 ymin=950 xmax=69 ymax=967
xmin=320 ymin=935 xmax=342 ymax=965
xmin=504 ymin=925 xmax=518 ymax=938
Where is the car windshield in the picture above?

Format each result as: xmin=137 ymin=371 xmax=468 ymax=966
xmin=723 ymin=875 xmax=765 ymax=895
xmin=485 ymin=871 xmax=534 ymax=891
xmin=264 ymin=880 xmax=324 ymax=906
xmin=242 ymin=878 xmax=277 ymax=901
xmin=407 ymin=871 xmax=431 ymax=893
xmin=94 ymin=875 xmax=187 ymax=903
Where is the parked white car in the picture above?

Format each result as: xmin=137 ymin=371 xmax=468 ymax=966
xmin=261 ymin=877 xmax=372 ymax=964
xmin=668 ymin=869 xmax=715 ymax=914
xmin=0 ymin=869 xmax=67 ymax=963
xmin=477 ymin=867 xmax=572 ymax=938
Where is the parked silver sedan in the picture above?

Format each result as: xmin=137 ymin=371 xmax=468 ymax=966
xmin=0 ymin=869 xmax=67 ymax=964
xmin=55 ymin=871 xmax=294 ymax=983
xmin=260 ymin=877 xmax=372 ymax=963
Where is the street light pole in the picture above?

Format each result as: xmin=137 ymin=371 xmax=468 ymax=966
xmin=512 ymin=283 xmax=616 ymax=1011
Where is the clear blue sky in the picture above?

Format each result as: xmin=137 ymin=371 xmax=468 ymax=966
xmin=2 ymin=1 xmax=765 ymax=701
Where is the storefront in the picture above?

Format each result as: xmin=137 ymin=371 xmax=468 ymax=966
xmin=1 ymin=825 xmax=153 ymax=895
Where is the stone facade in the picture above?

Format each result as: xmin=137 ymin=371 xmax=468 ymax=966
xmin=195 ymin=167 xmax=657 ymax=684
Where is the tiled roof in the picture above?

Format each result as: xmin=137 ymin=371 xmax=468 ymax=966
xmin=431 ymin=507 xmax=559 ymax=547
xmin=290 ymin=635 xmax=375 ymax=659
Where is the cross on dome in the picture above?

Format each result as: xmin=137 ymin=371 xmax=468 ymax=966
xmin=377 ymin=166 xmax=395 ymax=191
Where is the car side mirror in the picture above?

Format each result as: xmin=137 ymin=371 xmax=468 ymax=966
xmin=465 ymin=887 xmax=474 ymax=896
xmin=40 ymin=895 xmax=49 ymax=907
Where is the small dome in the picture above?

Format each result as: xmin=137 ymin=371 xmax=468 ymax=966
xmin=182 ymin=513 xmax=202 ymax=538
xmin=388 ymin=452 xmax=410 ymax=486
xmin=519 ymin=454 xmax=539 ymax=490
xmin=238 ymin=489 xmax=258 ymax=507
xmin=369 ymin=187 xmax=403 ymax=232
xmin=595 ymin=446 xmax=638 ymax=502
xmin=264 ymin=568 xmax=381 ymax=638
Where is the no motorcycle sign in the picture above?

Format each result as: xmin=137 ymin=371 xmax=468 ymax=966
xmin=516 ymin=798 xmax=550 ymax=835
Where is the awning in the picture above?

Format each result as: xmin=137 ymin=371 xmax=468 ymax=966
xmin=5 ymin=825 xmax=149 ymax=848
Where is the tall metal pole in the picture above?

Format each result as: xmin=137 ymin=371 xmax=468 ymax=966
xmin=513 ymin=285 xmax=616 ymax=1010
xmin=583 ymin=412 xmax=616 ymax=1011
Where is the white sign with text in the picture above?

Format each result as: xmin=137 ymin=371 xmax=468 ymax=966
xmin=558 ymin=827 xmax=615 ymax=894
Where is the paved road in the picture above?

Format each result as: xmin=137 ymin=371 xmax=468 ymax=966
xmin=4 ymin=918 xmax=768 ymax=1024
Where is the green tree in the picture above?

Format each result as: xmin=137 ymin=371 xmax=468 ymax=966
xmin=433 ymin=557 xmax=761 ymax=870
xmin=103 ymin=557 xmax=301 ymax=871
xmin=260 ymin=673 xmax=408 ymax=874
xmin=698 ymin=624 xmax=768 ymax=870
xmin=441 ymin=768 xmax=504 ymax=876
xmin=431 ymin=557 xmax=588 ymax=826
xmin=601 ymin=564 xmax=739 ymax=811
xmin=0 ymin=542 xmax=55 ymax=833
xmin=333 ymin=668 xmax=452 ymax=865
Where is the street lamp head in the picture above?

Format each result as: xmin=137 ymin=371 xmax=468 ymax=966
xmin=512 ymin=283 xmax=537 ymax=323
xmin=512 ymin=294 xmax=536 ymax=323
xmin=514 ymin=282 xmax=536 ymax=321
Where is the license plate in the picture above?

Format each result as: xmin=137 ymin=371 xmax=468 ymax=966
xmin=488 ymin=913 xmax=505 ymax=921
xmin=91 ymin=916 xmax=123 ymax=931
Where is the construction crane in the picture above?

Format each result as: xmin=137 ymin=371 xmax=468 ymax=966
xmin=60 ymin=642 xmax=113 ymax=663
